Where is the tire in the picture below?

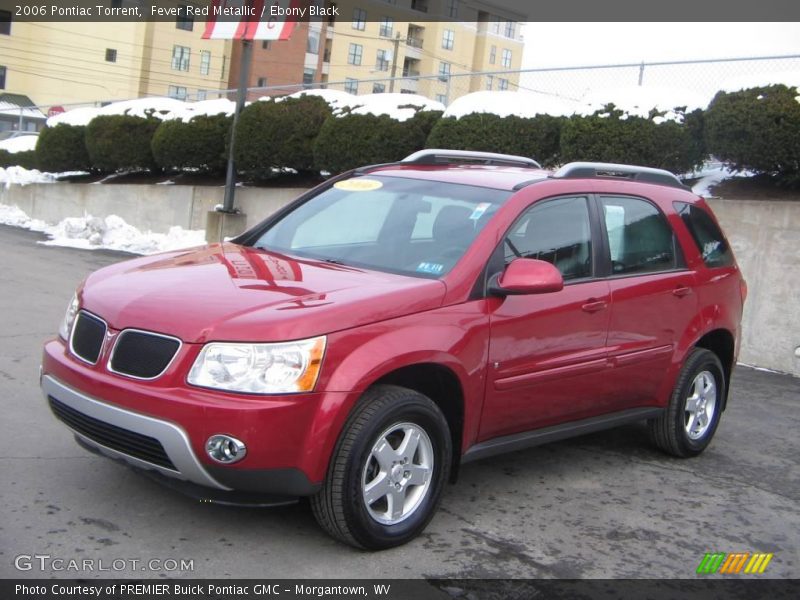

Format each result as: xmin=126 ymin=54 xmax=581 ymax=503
xmin=311 ymin=385 xmax=452 ymax=550
xmin=648 ymin=348 xmax=726 ymax=458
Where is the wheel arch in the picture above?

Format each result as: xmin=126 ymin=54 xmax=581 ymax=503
xmin=371 ymin=363 xmax=465 ymax=483
xmin=693 ymin=328 xmax=736 ymax=409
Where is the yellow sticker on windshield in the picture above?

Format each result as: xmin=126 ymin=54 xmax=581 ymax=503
xmin=333 ymin=178 xmax=383 ymax=192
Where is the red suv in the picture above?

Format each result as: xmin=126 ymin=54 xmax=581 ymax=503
xmin=42 ymin=151 xmax=746 ymax=549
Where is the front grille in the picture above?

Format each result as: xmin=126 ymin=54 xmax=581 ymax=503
xmin=70 ymin=311 xmax=106 ymax=364
xmin=110 ymin=330 xmax=181 ymax=379
xmin=48 ymin=396 xmax=176 ymax=471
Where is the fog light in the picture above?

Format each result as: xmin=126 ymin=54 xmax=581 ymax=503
xmin=206 ymin=435 xmax=247 ymax=464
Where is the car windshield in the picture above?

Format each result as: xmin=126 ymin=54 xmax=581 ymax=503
xmin=253 ymin=175 xmax=510 ymax=277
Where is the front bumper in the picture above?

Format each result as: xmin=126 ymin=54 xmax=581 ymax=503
xmin=41 ymin=338 xmax=353 ymax=496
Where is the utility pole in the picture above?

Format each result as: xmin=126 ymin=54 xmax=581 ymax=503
xmin=222 ymin=39 xmax=253 ymax=213
xmin=389 ymin=32 xmax=401 ymax=92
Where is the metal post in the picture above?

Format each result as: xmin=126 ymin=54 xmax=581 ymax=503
xmin=18 ymin=106 xmax=24 ymax=131
xmin=222 ymin=39 xmax=254 ymax=213
xmin=445 ymin=75 xmax=451 ymax=106
xmin=638 ymin=61 xmax=645 ymax=86
xmin=389 ymin=32 xmax=400 ymax=93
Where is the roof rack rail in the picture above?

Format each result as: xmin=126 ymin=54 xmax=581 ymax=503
xmin=552 ymin=162 xmax=689 ymax=190
xmin=403 ymin=149 xmax=541 ymax=169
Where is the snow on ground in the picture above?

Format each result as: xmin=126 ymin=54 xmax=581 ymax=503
xmin=0 ymin=203 xmax=205 ymax=255
xmin=444 ymin=91 xmax=588 ymax=119
xmin=582 ymin=86 xmax=712 ymax=120
xmin=0 ymin=135 xmax=38 ymax=153
xmin=686 ymin=161 xmax=756 ymax=197
xmin=0 ymin=167 xmax=56 ymax=188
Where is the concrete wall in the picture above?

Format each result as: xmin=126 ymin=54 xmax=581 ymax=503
xmin=707 ymin=199 xmax=800 ymax=377
xmin=1 ymin=183 xmax=798 ymax=376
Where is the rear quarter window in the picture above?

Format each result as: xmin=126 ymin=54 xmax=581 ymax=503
xmin=674 ymin=202 xmax=734 ymax=268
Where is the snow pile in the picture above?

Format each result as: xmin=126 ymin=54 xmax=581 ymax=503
xmin=47 ymin=97 xmax=235 ymax=127
xmin=0 ymin=166 xmax=56 ymax=188
xmin=0 ymin=135 xmax=38 ymax=153
xmin=582 ymin=86 xmax=711 ymax=121
xmin=0 ymin=203 xmax=205 ymax=255
xmin=686 ymin=161 xmax=755 ymax=197
xmin=444 ymin=91 xmax=587 ymax=119
xmin=287 ymin=90 xmax=444 ymax=122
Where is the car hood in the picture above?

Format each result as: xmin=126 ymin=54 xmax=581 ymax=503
xmin=80 ymin=244 xmax=447 ymax=343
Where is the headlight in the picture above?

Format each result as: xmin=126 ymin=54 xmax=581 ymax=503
xmin=58 ymin=292 xmax=79 ymax=340
xmin=187 ymin=336 xmax=326 ymax=394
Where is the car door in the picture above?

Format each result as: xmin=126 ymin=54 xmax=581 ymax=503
xmin=599 ymin=194 xmax=698 ymax=411
xmin=480 ymin=195 xmax=612 ymax=440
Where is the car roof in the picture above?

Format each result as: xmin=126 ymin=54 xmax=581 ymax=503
xmin=363 ymin=164 xmax=550 ymax=192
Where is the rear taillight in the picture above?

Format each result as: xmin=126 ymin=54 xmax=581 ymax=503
xmin=740 ymin=279 xmax=748 ymax=304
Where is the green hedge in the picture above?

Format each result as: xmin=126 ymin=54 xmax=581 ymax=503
xmin=314 ymin=109 xmax=442 ymax=174
xmin=705 ymin=84 xmax=800 ymax=185
xmin=85 ymin=114 xmax=160 ymax=172
xmin=426 ymin=113 xmax=563 ymax=167
xmin=0 ymin=148 xmax=38 ymax=169
xmin=559 ymin=105 xmax=704 ymax=174
xmin=152 ymin=114 xmax=232 ymax=174
xmin=36 ymin=124 xmax=91 ymax=172
xmin=234 ymin=95 xmax=331 ymax=178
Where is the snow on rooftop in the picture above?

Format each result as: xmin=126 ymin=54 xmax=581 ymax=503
xmin=0 ymin=135 xmax=38 ymax=154
xmin=443 ymin=91 xmax=587 ymax=119
xmin=0 ymin=101 xmax=46 ymax=120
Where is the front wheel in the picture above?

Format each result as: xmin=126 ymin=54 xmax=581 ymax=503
xmin=649 ymin=348 xmax=726 ymax=457
xmin=311 ymin=385 xmax=452 ymax=550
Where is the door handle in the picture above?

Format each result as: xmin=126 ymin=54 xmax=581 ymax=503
xmin=672 ymin=286 xmax=693 ymax=298
xmin=581 ymin=299 xmax=607 ymax=313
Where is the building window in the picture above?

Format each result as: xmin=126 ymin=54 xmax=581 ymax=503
xmin=200 ymin=51 xmax=211 ymax=75
xmin=373 ymin=83 xmax=386 ymax=93
xmin=344 ymin=78 xmax=358 ymax=94
xmin=441 ymin=29 xmax=454 ymax=50
xmin=303 ymin=68 xmax=316 ymax=85
xmin=347 ymin=43 xmax=363 ymax=65
xmin=486 ymin=75 xmax=493 ymax=90
xmin=352 ymin=8 xmax=366 ymax=30
xmin=501 ymin=48 xmax=512 ymax=68
xmin=0 ymin=10 xmax=11 ymax=35
xmin=197 ymin=89 xmax=207 ymax=101
xmin=307 ymin=29 xmax=320 ymax=54
xmin=257 ymin=77 xmax=267 ymax=87
xmin=490 ymin=20 xmax=500 ymax=35
xmin=105 ymin=48 xmax=117 ymax=63
xmin=176 ymin=4 xmax=193 ymax=31
xmin=435 ymin=94 xmax=446 ymax=104
xmin=489 ymin=45 xmax=496 ymax=64
xmin=168 ymin=85 xmax=187 ymax=100
xmin=172 ymin=45 xmax=190 ymax=71
xmin=375 ymin=49 xmax=390 ymax=71
xmin=504 ymin=20 xmax=516 ymax=38
xmin=498 ymin=78 xmax=509 ymax=90
xmin=0 ymin=66 xmax=6 ymax=89
xmin=411 ymin=0 xmax=428 ymax=12
xmin=379 ymin=17 xmax=393 ymax=38
xmin=262 ymin=40 xmax=271 ymax=50
xmin=446 ymin=0 xmax=459 ymax=18
xmin=438 ymin=62 xmax=450 ymax=80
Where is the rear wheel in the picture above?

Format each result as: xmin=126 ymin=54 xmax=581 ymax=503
xmin=311 ymin=385 xmax=452 ymax=549
xmin=649 ymin=348 xmax=725 ymax=457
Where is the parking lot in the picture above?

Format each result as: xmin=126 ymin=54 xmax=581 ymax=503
xmin=1 ymin=224 xmax=797 ymax=579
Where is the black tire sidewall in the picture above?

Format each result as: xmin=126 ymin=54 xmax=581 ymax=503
xmin=341 ymin=395 xmax=451 ymax=550
xmin=674 ymin=351 xmax=725 ymax=455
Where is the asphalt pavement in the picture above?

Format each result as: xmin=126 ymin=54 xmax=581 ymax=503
xmin=0 ymin=224 xmax=797 ymax=579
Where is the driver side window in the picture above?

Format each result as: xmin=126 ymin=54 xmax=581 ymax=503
xmin=505 ymin=196 xmax=593 ymax=281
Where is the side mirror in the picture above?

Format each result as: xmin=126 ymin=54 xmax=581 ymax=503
xmin=489 ymin=258 xmax=564 ymax=296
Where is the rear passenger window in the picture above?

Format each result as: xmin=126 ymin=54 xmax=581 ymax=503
xmin=601 ymin=196 xmax=679 ymax=275
xmin=674 ymin=202 xmax=734 ymax=268
xmin=505 ymin=196 xmax=592 ymax=281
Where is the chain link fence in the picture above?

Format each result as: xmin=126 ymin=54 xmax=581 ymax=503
xmin=6 ymin=54 xmax=800 ymax=133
